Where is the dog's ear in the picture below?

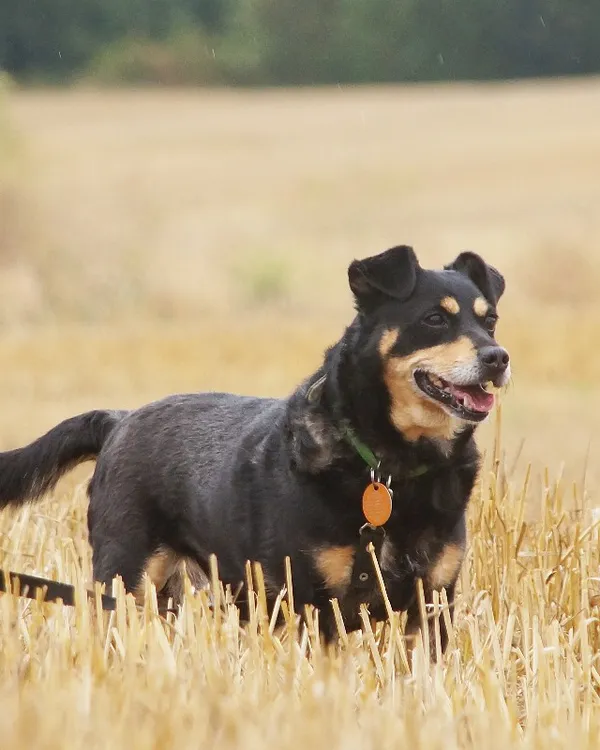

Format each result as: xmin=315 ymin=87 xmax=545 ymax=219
xmin=348 ymin=246 xmax=420 ymax=309
xmin=445 ymin=251 xmax=505 ymax=304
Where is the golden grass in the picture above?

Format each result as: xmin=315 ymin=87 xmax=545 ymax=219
xmin=2 ymin=421 xmax=600 ymax=749
xmin=2 ymin=79 xmax=600 ymax=745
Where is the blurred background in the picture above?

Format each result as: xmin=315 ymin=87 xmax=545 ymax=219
xmin=1 ymin=1 xmax=600 ymax=499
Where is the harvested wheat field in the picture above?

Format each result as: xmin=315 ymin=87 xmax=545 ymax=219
xmin=2 ymin=440 xmax=600 ymax=749
xmin=1 ymin=78 xmax=600 ymax=747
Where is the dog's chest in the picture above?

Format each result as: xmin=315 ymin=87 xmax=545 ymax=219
xmin=375 ymin=531 xmax=441 ymax=597
xmin=306 ymin=463 xmax=472 ymax=624
xmin=312 ymin=526 xmax=440 ymax=611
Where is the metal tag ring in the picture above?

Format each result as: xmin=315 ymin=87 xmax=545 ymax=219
xmin=370 ymin=462 xmax=392 ymax=491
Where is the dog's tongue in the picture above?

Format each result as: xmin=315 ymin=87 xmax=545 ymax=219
xmin=449 ymin=384 xmax=494 ymax=413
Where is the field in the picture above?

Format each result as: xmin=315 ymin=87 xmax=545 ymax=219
xmin=1 ymin=78 xmax=600 ymax=747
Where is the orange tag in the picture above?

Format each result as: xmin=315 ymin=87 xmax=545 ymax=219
xmin=362 ymin=482 xmax=392 ymax=526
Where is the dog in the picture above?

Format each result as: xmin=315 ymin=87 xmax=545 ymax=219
xmin=0 ymin=246 xmax=509 ymax=652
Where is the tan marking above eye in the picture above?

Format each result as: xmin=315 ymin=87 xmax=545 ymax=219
xmin=428 ymin=542 xmax=464 ymax=589
xmin=313 ymin=546 xmax=355 ymax=594
xmin=378 ymin=328 xmax=400 ymax=357
xmin=440 ymin=296 xmax=460 ymax=315
xmin=473 ymin=297 xmax=489 ymax=317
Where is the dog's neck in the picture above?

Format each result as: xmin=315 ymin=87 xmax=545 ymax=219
xmin=286 ymin=329 xmax=477 ymax=478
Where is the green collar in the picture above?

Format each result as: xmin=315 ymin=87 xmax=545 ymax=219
xmin=306 ymin=374 xmax=429 ymax=481
xmin=341 ymin=424 xmax=380 ymax=471
xmin=341 ymin=424 xmax=429 ymax=480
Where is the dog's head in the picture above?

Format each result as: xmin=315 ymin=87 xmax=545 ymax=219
xmin=348 ymin=245 xmax=509 ymax=443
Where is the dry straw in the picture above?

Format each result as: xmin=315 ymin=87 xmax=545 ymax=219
xmin=1 ymin=407 xmax=600 ymax=749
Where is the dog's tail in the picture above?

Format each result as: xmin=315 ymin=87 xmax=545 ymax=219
xmin=0 ymin=410 xmax=127 ymax=510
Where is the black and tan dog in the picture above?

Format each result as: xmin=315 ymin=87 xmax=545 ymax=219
xmin=0 ymin=246 xmax=509 ymax=651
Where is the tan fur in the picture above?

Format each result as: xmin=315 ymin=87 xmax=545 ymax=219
xmin=314 ymin=546 xmax=355 ymax=595
xmin=440 ymin=296 xmax=460 ymax=315
xmin=428 ymin=543 xmax=464 ymax=589
xmin=473 ymin=296 xmax=489 ymax=317
xmin=383 ymin=336 xmax=476 ymax=442
xmin=378 ymin=328 xmax=400 ymax=357
xmin=134 ymin=548 xmax=210 ymax=602
xmin=135 ymin=547 xmax=179 ymax=598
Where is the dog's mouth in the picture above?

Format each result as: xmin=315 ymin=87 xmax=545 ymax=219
xmin=413 ymin=370 xmax=495 ymax=422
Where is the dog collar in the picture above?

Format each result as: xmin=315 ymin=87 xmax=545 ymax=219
xmin=341 ymin=424 xmax=429 ymax=480
xmin=341 ymin=424 xmax=380 ymax=471
xmin=306 ymin=374 xmax=429 ymax=481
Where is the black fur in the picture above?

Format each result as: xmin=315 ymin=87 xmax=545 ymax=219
xmin=0 ymin=246 xmax=509 ymax=653
xmin=445 ymin=251 xmax=505 ymax=304
xmin=0 ymin=410 xmax=125 ymax=505
xmin=348 ymin=245 xmax=419 ymax=307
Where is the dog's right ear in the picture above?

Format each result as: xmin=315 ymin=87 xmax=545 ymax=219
xmin=348 ymin=246 xmax=420 ymax=310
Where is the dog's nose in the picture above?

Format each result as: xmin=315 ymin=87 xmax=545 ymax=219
xmin=478 ymin=346 xmax=510 ymax=373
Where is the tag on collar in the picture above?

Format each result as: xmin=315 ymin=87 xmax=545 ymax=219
xmin=362 ymin=481 xmax=393 ymax=526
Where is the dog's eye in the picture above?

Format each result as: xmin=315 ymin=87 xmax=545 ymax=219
xmin=484 ymin=314 xmax=498 ymax=333
xmin=422 ymin=312 xmax=447 ymax=328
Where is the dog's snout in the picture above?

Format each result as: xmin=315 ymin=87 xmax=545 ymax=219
xmin=478 ymin=346 xmax=510 ymax=373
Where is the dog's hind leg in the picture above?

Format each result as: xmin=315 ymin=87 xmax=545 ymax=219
xmin=134 ymin=546 xmax=181 ymax=604
xmin=91 ymin=534 xmax=156 ymax=600
xmin=88 ymin=496 xmax=161 ymax=600
xmin=90 ymin=522 xmax=202 ymax=608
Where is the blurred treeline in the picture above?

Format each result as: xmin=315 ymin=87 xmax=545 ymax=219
xmin=1 ymin=0 xmax=600 ymax=85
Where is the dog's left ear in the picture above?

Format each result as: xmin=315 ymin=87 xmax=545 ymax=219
xmin=348 ymin=245 xmax=420 ymax=309
xmin=445 ymin=251 xmax=505 ymax=304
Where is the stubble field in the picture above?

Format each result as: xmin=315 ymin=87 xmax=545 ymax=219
xmin=1 ymin=78 xmax=600 ymax=748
